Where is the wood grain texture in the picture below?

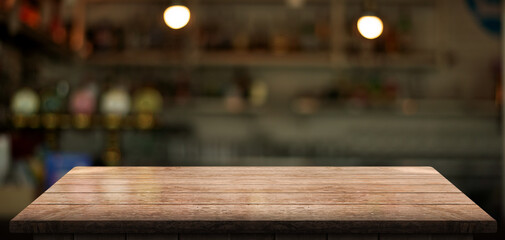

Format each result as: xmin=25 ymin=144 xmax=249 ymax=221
xmin=379 ymin=235 xmax=430 ymax=240
xmin=379 ymin=234 xmax=473 ymax=240
xmin=30 ymin=233 xmax=472 ymax=240
xmin=67 ymin=167 xmax=440 ymax=175
xmin=11 ymin=204 xmax=496 ymax=233
xmin=275 ymin=234 xmax=326 ymax=240
xmin=62 ymin=174 xmax=440 ymax=179
xmin=430 ymin=234 xmax=473 ymax=240
xmin=178 ymin=234 xmax=229 ymax=240
xmin=126 ymin=234 xmax=177 ymax=240
xmin=34 ymin=234 xmax=73 ymax=240
xmin=55 ymin=176 xmax=452 ymax=185
xmin=10 ymin=167 xmax=496 ymax=234
xmin=12 ymin=203 xmax=496 ymax=222
xmin=74 ymin=234 xmax=125 ymax=240
xmin=328 ymin=234 xmax=378 ymax=240
xmin=229 ymin=233 xmax=274 ymax=240
xmin=32 ymin=192 xmax=474 ymax=205
xmin=46 ymin=183 xmax=461 ymax=193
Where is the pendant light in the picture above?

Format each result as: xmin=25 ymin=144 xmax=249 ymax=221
xmin=163 ymin=1 xmax=191 ymax=30
xmin=357 ymin=0 xmax=383 ymax=39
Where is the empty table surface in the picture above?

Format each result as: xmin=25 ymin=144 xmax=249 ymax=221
xmin=10 ymin=166 xmax=496 ymax=234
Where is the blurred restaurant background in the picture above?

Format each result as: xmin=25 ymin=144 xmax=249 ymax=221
xmin=0 ymin=0 xmax=504 ymax=239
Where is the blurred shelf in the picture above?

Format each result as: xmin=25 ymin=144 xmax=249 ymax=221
xmin=338 ymin=52 xmax=438 ymax=71
xmin=87 ymin=50 xmax=184 ymax=67
xmin=198 ymin=0 xmax=329 ymax=4
xmin=345 ymin=0 xmax=436 ymax=6
xmin=159 ymin=98 xmax=498 ymax=121
xmin=164 ymin=98 xmax=261 ymax=118
xmin=294 ymin=99 xmax=499 ymax=118
xmin=86 ymin=50 xmax=437 ymax=70
xmin=16 ymin=25 xmax=74 ymax=58
xmin=86 ymin=50 xmax=332 ymax=68
xmin=198 ymin=51 xmax=332 ymax=68
xmin=0 ymin=15 xmax=75 ymax=60
xmin=5 ymin=98 xmax=497 ymax=131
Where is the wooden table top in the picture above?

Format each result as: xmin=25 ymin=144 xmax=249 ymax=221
xmin=10 ymin=166 xmax=496 ymax=234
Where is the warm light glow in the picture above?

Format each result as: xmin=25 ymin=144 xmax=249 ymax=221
xmin=11 ymin=88 xmax=40 ymax=115
xmin=163 ymin=5 xmax=191 ymax=29
xmin=286 ymin=0 xmax=305 ymax=8
xmin=357 ymin=15 xmax=383 ymax=39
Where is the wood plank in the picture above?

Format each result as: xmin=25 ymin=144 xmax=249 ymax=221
xmin=11 ymin=166 xmax=496 ymax=235
xmin=68 ymin=166 xmax=440 ymax=175
xmin=62 ymin=174 xmax=443 ymax=179
xmin=46 ymin=183 xmax=461 ymax=193
xmin=275 ymin=233 xmax=326 ymax=240
xmin=74 ymin=234 xmax=125 ymax=240
xmin=431 ymin=234 xmax=473 ymax=240
xmin=229 ymin=233 xmax=274 ymax=240
xmin=328 ymin=234 xmax=378 ymax=240
xmin=56 ymin=177 xmax=451 ymax=185
xmin=10 ymin=204 xmax=496 ymax=233
xmin=126 ymin=234 xmax=177 ymax=240
xmin=179 ymin=234 xmax=229 ymax=240
xmin=378 ymin=235 xmax=430 ymax=240
xmin=30 ymin=234 xmax=472 ymax=240
xmin=34 ymin=234 xmax=73 ymax=240
xmin=379 ymin=234 xmax=473 ymax=240
xmin=32 ymin=192 xmax=474 ymax=205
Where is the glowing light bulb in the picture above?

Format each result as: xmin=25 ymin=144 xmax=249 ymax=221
xmin=357 ymin=15 xmax=383 ymax=39
xmin=11 ymin=88 xmax=40 ymax=115
xmin=163 ymin=5 xmax=191 ymax=30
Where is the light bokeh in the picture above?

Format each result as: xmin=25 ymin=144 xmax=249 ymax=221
xmin=357 ymin=15 xmax=383 ymax=39
xmin=163 ymin=5 xmax=191 ymax=30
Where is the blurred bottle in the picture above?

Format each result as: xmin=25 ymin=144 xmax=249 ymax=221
xmin=383 ymin=78 xmax=398 ymax=103
xmin=397 ymin=10 xmax=413 ymax=54
xmin=232 ymin=32 xmax=250 ymax=53
xmin=132 ymin=86 xmax=163 ymax=130
xmin=0 ymin=134 xmax=10 ymax=184
xmin=100 ymin=84 xmax=130 ymax=166
xmin=270 ymin=33 xmax=290 ymax=56
xmin=492 ymin=59 xmax=501 ymax=128
xmin=174 ymin=71 xmax=192 ymax=106
xmin=124 ymin=13 xmax=151 ymax=50
xmin=349 ymin=82 xmax=369 ymax=109
xmin=40 ymin=81 xmax=68 ymax=129
xmin=100 ymin=86 xmax=131 ymax=129
xmin=11 ymin=88 xmax=40 ymax=128
xmin=250 ymin=26 xmax=269 ymax=52
xmin=300 ymin=21 xmax=319 ymax=52
xmin=384 ymin=25 xmax=399 ymax=54
xmin=102 ymin=133 xmax=121 ymax=166
xmin=48 ymin=0 xmax=67 ymax=44
xmin=0 ymin=0 xmax=15 ymax=11
xmin=249 ymin=80 xmax=268 ymax=107
xmin=323 ymin=80 xmax=341 ymax=102
xmin=69 ymin=82 xmax=97 ymax=129
xmin=19 ymin=0 xmax=41 ymax=29
xmin=198 ymin=21 xmax=223 ymax=51
xmin=315 ymin=18 xmax=330 ymax=51
xmin=88 ymin=22 xmax=123 ymax=52
xmin=367 ymin=75 xmax=382 ymax=106
xmin=292 ymin=92 xmax=320 ymax=115
xmin=225 ymin=68 xmax=250 ymax=113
